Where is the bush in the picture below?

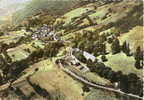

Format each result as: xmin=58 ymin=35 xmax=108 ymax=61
xmin=101 ymin=55 xmax=108 ymax=62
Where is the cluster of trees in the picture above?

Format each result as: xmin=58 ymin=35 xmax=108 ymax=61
xmin=73 ymin=30 xmax=108 ymax=56
xmin=88 ymin=60 xmax=143 ymax=96
xmin=0 ymin=36 xmax=33 ymax=83
xmin=10 ymin=87 xmax=27 ymax=99
xmin=3 ymin=41 xmax=64 ymax=81
xmin=121 ymin=41 xmax=130 ymax=56
xmin=73 ymin=29 xmax=143 ymax=71
xmin=111 ymin=38 xmax=121 ymax=54
xmin=17 ymin=35 xmax=32 ymax=45
xmin=112 ymin=39 xmax=143 ymax=69
xmin=73 ymin=51 xmax=87 ymax=63
xmin=73 ymin=29 xmax=132 ymax=56
xmin=27 ymin=77 xmax=51 ymax=98
xmin=27 ymin=77 xmax=65 ymax=100
xmin=0 ymin=55 xmax=6 ymax=69
xmin=0 ymin=43 xmax=9 ymax=53
xmin=1 ymin=48 xmax=46 ymax=84
xmin=111 ymin=38 xmax=131 ymax=56
xmin=0 ymin=34 xmax=32 ymax=53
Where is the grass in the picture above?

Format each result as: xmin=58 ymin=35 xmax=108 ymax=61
xmin=7 ymin=43 xmax=35 ymax=62
xmin=31 ymin=40 xmax=45 ymax=49
xmin=119 ymin=26 xmax=143 ymax=51
xmin=7 ymin=40 xmax=44 ymax=62
xmin=26 ymin=59 xmax=84 ymax=100
xmin=0 ymin=35 xmax=20 ymax=45
xmin=85 ymin=89 xmax=119 ymax=100
xmin=63 ymin=7 xmax=92 ymax=24
xmin=11 ymin=29 xmax=31 ymax=36
xmin=85 ymin=72 xmax=111 ymax=85
xmin=22 ymin=59 xmax=54 ymax=78
xmin=0 ymin=29 xmax=31 ymax=45
xmin=104 ymin=52 xmax=142 ymax=78
xmin=65 ymin=64 xmax=111 ymax=85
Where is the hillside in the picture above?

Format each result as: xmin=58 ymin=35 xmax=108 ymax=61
xmin=0 ymin=1 xmax=143 ymax=100
xmin=12 ymin=0 xmax=82 ymax=25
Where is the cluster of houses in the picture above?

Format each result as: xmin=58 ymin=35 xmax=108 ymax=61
xmin=31 ymin=24 xmax=59 ymax=41
xmin=65 ymin=48 xmax=90 ymax=73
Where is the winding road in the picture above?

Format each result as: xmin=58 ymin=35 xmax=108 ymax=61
xmin=58 ymin=52 xmax=143 ymax=100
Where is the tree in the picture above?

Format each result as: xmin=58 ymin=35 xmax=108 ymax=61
xmin=111 ymin=38 xmax=121 ymax=54
xmin=119 ymin=75 xmax=129 ymax=93
xmin=0 ymin=55 xmax=5 ymax=68
xmin=115 ymin=71 xmax=123 ymax=82
xmin=107 ymin=37 xmax=113 ymax=44
xmin=134 ymin=46 xmax=143 ymax=61
xmin=94 ymin=62 xmax=105 ymax=74
xmin=110 ymin=72 xmax=117 ymax=82
xmin=0 ymin=71 xmax=3 ymax=85
xmin=101 ymin=55 xmax=108 ymax=62
xmin=134 ymin=46 xmax=143 ymax=69
xmin=94 ymin=58 xmax=98 ymax=63
xmin=127 ymin=73 xmax=142 ymax=95
xmin=136 ymin=80 xmax=143 ymax=97
xmin=74 ymin=52 xmax=87 ymax=63
xmin=82 ymin=85 xmax=90 ymax=93
xmin=127 ymin=73 xmax=138 ymax=83
xmin=101 ymin=67 xmax=111 ymax=78
xmin=95 ymin=62 xmax=105 ymax=68
xmin=101 ymin=43 xmax=106 ymax=54
xmin=77 ymin=41 xmax=85 ymax=50
xmin=135 ymin=60 xmax=143 ymax=69
xmin=106 ymin=70 xmax=115 ymax=81
xmin=86 ymin=59 xmax=95 ymax=71
xmin=122 ymin=41 xmax=130 ymax=56
xmin=99 ymin=34 xmax=107 ymax=43
xmin=95 ymin=66 xmax=105 ymax=75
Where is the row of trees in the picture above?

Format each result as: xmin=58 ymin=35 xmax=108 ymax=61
xmin=0 ymin=34 xmax=33 ymax=54
xmin=1 ymin=41 xmax=64 ymax=85
xmin=111 ymin=38 xmax=131 ymax=56
xmin=74 ymin=51 xmax=143 ymax=96
xmin=112 ymin=39 xmax=143 ymax=69
xmin=87 ymin=60 xmax=142 ymax=96
xmin=27 ymin=76 xmax=65 ymax=100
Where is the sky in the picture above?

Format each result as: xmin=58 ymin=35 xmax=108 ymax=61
xmin=0 ymin=0 xmax=30 ymax=9
xmin=0 ymin=0 xmax=31 ymax=18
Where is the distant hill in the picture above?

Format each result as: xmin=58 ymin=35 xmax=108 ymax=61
xmin=0 ymin=0 xmax=29 ymax=30
xmin=12 ymin=0 xmax=82 ymax=25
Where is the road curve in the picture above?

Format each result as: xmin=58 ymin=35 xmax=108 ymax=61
xmin=58 ymin=62 xmax=143 ymax=100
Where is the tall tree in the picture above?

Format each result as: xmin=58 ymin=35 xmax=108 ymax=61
xmin=135 ymin=46 xmax=143 ymax=60
xmin=122 ymin=41 xmax=130 ymax=56
xmin=111 ymin=38 xmax=121 ymax=54
xmin=134 ymin=46 xmax=143 ymax=69
xmin=135 ymin=60 xmax=143 ymax=69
